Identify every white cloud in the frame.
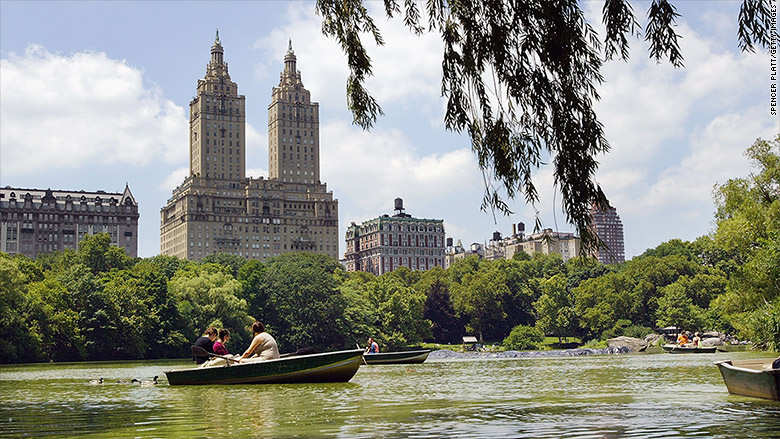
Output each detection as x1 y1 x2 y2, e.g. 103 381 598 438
639 106 774 211
160 166 188 191
0 45 188 178
321 120 480 215
251 2 444 123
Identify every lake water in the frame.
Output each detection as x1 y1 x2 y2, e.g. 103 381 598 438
1 351 778 438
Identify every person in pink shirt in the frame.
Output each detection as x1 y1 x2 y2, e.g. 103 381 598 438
213 329 231 355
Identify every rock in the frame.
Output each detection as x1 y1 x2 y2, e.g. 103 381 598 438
426 346 633 360
607 336 648 352
700 337 724 347
644 333 664 346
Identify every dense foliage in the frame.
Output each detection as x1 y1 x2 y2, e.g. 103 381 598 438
0 137 776 363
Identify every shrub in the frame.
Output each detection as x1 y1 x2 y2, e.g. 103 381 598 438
502 324 544 350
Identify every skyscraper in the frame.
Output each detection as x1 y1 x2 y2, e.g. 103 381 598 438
160 33 339 261
588 204 625 264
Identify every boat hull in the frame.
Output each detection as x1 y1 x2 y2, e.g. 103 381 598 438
716 359 780 401
363 349 431 364
165 349 363 385
662 344 717 354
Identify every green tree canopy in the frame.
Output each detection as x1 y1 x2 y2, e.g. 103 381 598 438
245 252 348 352
169 264 254 348
709 136 780 349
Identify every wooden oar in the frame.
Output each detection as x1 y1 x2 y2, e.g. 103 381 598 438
356 343 368 365
279 347 317 358
191 345 241 363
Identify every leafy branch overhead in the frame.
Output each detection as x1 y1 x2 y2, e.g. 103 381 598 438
315 0 775 250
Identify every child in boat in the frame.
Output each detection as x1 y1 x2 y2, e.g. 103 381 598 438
676 332 689 346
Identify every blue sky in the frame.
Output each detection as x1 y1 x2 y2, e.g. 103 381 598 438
1 1 777 259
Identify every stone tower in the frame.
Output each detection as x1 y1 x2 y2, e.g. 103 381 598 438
189 30 247 181
267 40 321 184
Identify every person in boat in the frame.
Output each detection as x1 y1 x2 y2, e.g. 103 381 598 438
676 332 689 346
213 329 231 355
773 355 780 370
199 328 237 368
365 337 379 354
691 332 702 348
193 327 218 364
238 321 280 363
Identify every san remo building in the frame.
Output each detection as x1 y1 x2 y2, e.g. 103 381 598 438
160 33 338 261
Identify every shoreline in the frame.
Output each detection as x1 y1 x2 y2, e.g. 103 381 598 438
429 346 634 360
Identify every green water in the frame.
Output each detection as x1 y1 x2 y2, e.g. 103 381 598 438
1 351 778 438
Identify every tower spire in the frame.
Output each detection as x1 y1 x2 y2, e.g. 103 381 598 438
288 38 293 53
215 29 220 44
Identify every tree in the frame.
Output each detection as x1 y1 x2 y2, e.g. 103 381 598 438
25 277 85 362
450 266 508 341
0 256 38 363
533 274 577 342
337 271 378 347
168 264 254 349
78 233 132 274
316 0 773 249
247 252 348 352
202 253 249 278
655 282 704 332
370 275 432 349
417 267 463 343
502 324 544 351
709 136 780 347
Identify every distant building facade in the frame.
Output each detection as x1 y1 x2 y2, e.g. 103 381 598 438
588 204 625 264
160 34 338 261
485 226 581 262
344 199 445 275
448 222 581 264
0 185 139 258
444 239 483 269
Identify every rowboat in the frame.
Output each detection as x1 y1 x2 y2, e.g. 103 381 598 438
662 344 717 354
363 349 431 364
165 349 363 385
715 359 780 401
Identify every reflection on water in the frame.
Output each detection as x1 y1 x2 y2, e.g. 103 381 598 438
1 352 778 438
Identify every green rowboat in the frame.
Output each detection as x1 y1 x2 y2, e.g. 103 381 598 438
363 349 431 364
662 344 717 354
165 349 363 385
715 359 780 401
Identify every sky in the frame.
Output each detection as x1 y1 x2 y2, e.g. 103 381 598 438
1 1 777 260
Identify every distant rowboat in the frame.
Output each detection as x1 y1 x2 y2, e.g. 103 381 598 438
363 349 431 364
715 359 780 401
662 344 717 354
165 349 363 385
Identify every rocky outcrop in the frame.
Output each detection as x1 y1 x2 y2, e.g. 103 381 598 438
427 347 633 360
644 333 664 346
608 336 648 352
700 337 724 347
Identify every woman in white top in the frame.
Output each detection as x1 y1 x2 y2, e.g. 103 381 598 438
238 321 280 362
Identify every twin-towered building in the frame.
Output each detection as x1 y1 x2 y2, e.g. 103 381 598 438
1 32 624 268
160 33 339 261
